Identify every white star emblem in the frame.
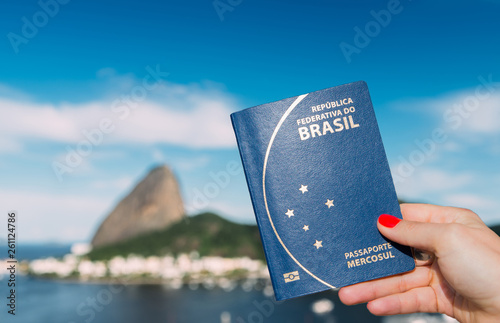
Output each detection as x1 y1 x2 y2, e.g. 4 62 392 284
325 199 334 208
299 185 308 194
313 240 323 249
302 225 309 231
285 209 294 218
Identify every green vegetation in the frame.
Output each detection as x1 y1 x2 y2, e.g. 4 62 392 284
85 209 500 263
87 212 265 261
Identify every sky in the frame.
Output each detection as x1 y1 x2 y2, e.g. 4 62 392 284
1 0 499 243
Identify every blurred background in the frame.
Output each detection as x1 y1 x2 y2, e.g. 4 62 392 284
0 0 499 322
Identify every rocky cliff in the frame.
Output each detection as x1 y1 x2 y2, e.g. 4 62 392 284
91 165 184 248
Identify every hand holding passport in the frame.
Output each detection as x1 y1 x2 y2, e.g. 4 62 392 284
230 81 500 322
340 204 500 322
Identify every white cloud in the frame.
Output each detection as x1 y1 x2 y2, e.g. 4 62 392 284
442 193 497 209
0 137 22 153
442 193 500 225
0 189 111 243
0 77 244 242
0 83 33 101
393 167 500 224
393 167 474 198
96 67 118 79
90 176 134 191
391 79 500 139
388 84 500 220
399 88 500 136
440 93 500 135
441 141 463 153
109 100 236 147
0 79 239 150
171 155 211 171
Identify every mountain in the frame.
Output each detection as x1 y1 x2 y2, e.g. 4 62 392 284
91 165 184 248
87 212 265 261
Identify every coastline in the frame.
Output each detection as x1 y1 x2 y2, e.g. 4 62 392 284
2 253 270 291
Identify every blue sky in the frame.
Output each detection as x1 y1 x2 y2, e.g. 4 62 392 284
1 0 500 243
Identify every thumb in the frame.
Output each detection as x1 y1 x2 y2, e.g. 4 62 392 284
377 214 446 254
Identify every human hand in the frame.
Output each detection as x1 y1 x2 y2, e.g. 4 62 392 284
338 203 500 323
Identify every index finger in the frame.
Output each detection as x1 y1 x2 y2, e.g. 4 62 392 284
400 203 467 224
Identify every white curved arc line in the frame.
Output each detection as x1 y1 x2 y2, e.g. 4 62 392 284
262 93 336 289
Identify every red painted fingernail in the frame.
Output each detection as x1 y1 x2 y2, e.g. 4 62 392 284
379 214 401 228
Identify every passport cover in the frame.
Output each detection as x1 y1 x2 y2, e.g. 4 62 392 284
230 81 415 301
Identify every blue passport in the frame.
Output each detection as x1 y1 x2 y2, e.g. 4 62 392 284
230 81 415 301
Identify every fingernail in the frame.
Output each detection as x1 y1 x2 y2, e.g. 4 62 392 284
378 214 401 228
